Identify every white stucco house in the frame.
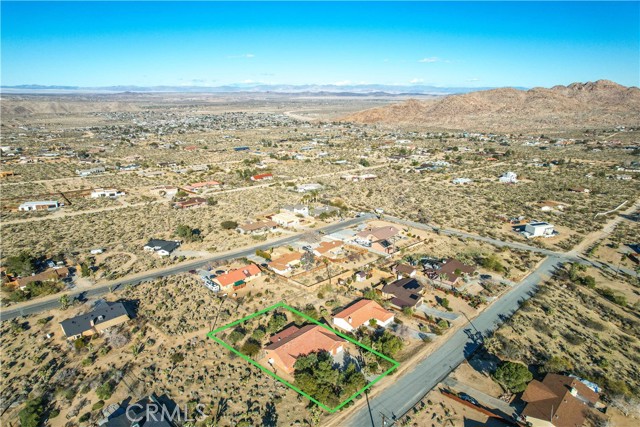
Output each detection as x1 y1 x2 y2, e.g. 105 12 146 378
522 222 557 239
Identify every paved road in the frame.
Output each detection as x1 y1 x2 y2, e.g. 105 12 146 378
386 215 639 278
343 256 560 427
0 214 375 321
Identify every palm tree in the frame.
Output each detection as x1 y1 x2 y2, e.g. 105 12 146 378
322 258 332 286
308 190 320 203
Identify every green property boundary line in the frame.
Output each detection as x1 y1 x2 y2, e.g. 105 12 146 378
206 301 400 412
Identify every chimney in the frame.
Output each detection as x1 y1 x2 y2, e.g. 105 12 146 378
348 316 352 324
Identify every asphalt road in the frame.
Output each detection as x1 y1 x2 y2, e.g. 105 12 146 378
0 215 373 321
344 256 561 427
387 215 639 277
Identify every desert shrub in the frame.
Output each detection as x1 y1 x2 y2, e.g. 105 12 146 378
170 353 185 364
251 328 266 341
297 304 319 322
18 396 46 427
266 312 287 333
579 317 607 331
543 356 573 373
240 339 261 357
293 351 366 408
221 221 238 230
562 331 585 346
595 287 628 306
255 249 271 260
493 361 532 392
4 252 37 276
581 275 596 288
175 224 201 242
480 254 506 273
227 328 245 344
95 382 114 400
92 400 105 411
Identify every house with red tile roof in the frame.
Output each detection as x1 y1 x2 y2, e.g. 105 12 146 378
236 220 277 235
251 173 273 181
173 197 207 209
313 240 344 258
182 180 221 193
265 324 345 374
355 226 400 254
213 264 261 291
356 226 399 244
268 252 303 275
332 299 394 332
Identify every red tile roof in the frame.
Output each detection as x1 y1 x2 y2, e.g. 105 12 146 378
251 173 273 180
357 226 399 241
265 324 345 373
269 325 300 344
334 299 394 329
314 240 343 255
214 264 261 287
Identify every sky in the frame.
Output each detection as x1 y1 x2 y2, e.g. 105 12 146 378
1 1 639 88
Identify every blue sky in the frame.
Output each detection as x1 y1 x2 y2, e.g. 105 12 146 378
2 1 639 88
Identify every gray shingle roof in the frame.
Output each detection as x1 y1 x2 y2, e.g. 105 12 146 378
144 239 180 253
60 301 131 337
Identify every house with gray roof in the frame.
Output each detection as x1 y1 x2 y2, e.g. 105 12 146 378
281 204 309 216
143 239 181 256
60 301 133 340
310 205 340 217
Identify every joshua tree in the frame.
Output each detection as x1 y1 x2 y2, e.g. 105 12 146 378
59 294 70 310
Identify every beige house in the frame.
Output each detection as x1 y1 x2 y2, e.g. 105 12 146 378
271 211 300 227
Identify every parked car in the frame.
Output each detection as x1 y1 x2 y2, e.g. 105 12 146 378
458 393 479 406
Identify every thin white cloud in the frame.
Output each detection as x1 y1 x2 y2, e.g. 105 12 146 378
410 78 424 84
466 78 480 82
418 57 447 63
332 80 352 86
227 53 255 59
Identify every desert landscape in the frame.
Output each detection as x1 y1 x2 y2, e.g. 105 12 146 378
2 2 639 427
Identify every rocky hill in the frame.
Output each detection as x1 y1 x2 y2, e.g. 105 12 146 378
343 80 640 131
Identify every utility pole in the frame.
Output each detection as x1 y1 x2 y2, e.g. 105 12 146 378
461 311 479 335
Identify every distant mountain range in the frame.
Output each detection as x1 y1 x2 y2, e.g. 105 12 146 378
343 80 640 131
0 83 508 95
